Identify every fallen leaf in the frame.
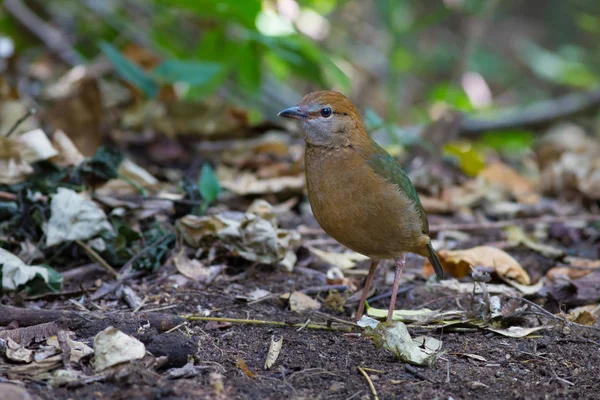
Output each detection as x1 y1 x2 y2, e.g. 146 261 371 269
236 288 272 302
217 165 305 196
565 309 597 326
264 335 283 370
17 129 58 163
0 382 34 400
423 246 530 285
0 248 58 291
47 335 93 363
288 291 321 312
366 306 466 323
6 338 33 362
435 279 521 296
504 226 564 259
364 321 442 367
455 353 487 362
93 327 146 372
173 249 224 283
50 130 86 167
479 162 539 204
45 188 112 247
308 247 369 270
177 200 300 271
486 326 546 338
546 257 600 280
235 359 255 378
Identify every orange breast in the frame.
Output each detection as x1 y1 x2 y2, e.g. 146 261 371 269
305 145 426 259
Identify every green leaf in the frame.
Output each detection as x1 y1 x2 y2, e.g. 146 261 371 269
480 130 535 152
152 60 223 86
99 41 158 97
77 146 124 181
160 0 261 29
364 108 385 132
237 43 263 94
199 163 221 204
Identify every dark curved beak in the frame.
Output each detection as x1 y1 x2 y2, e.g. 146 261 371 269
277 106 307 120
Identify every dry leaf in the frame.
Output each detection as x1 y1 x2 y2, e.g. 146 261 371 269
93 327 146 372
546 257 600 280
288 291 321 312
173 249 224 283
177 200 301 271
6 338 33 363
308 247 368 270
264 336 283 370
479 162 539 204
50 130 85 167
486 326 546 338
565 309 597 326
235 359 255 378
366 306 465 323
0 248 53 291
45 188 112 247
423 246 530 285
17 129 58 163
504 226 564 259
217 165 305 196
364 321 442 367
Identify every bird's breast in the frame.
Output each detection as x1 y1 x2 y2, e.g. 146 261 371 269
305 145 425 259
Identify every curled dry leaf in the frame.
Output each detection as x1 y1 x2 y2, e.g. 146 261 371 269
0 129 59 184
235 359 255 378
288 291 321 312
546 257 600 281
45 188 112 247
173 249 224 284
6 338 34 363
423 246 530 285
177 200 301 271
96 158 160 196
47 335 93 363
0 248 55 291
264 335 283 370
50 130 86 167
366 306 465 323
93 327 146 372
364 321 442 367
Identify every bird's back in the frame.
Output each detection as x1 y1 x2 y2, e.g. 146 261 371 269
305 144 429 259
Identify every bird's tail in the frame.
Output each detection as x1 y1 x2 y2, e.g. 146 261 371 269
427 241 444 279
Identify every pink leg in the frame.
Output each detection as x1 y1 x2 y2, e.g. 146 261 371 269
387 254 406 322
355 259 379 321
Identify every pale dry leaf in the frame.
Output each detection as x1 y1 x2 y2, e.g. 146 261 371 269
289 291 321 312
504 226 564 259
308 247 369 270
173 249 224 283
217 165 305 195
47 335 93 363
365 321 442 367
0 247 52 291
6 338 33 363
45 188 112 247
17 129 58 163
264 336 283 370
565 309 597 326
50 130 85 167
0 136 33 184
93 326 146 372
486 326 546 338
366 306 466 323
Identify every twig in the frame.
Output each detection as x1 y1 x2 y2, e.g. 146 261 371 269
296 319 311 332
4 0 83 66
164 321 188 334
302 284 350 295
4 108 36 138
312 311 361 328
357 367 379 400
75 240 119 278
184 316 354 332
118 233 174 281
430 214 600 233
509 297 600 335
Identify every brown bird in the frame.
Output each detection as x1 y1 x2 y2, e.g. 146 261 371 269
278 91 443 321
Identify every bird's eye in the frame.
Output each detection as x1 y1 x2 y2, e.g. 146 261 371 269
320 107 332 118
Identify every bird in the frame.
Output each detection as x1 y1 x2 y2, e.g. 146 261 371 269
278 91 444 322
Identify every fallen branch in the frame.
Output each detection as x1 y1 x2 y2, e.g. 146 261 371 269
184 316 354 332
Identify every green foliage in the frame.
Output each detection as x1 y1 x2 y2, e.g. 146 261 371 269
199 163 221 205
429 83 474 112
152 60 223 86
24 265 63 294
480 130 535 153
76 146 124 182
99 41 159 97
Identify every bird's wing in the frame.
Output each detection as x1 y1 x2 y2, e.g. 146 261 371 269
362 141 429 234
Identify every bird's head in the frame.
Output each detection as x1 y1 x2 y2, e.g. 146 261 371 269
278 91 366 147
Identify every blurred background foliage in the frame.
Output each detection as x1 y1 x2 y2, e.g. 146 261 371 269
2 0 600 143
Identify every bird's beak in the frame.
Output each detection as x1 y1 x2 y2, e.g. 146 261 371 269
277 106 307 120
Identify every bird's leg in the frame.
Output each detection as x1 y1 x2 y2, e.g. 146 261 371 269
387 254 406 322
355 259 379 321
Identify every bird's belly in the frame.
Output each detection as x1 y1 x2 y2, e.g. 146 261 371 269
306 150 423 259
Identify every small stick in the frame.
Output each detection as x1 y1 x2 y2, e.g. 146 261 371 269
75 240 118 278
0 191 18 201
164 321 188 334
357 367 379 400
4 108 36 137
184 316 354 332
